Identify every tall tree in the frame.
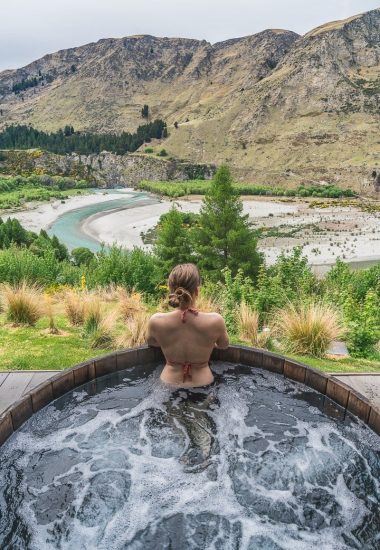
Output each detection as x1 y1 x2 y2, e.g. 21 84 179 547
194 164 262 280
154 206 193 278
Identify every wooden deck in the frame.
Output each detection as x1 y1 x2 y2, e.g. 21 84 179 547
0 370 379 417
0 371 59 414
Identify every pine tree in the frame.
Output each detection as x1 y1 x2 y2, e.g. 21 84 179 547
194 164 262 281
154 206 193 278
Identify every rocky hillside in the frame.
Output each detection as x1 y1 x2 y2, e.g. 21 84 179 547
1 8 379 191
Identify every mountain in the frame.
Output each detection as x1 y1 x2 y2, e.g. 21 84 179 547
1 8 380 190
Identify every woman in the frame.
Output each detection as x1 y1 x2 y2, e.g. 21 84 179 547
147 263 229 387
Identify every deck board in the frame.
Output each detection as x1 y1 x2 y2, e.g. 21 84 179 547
333 374 380 407
0 371 59 414
0 373 9 389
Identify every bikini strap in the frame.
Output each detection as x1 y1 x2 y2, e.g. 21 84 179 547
181 307 199 323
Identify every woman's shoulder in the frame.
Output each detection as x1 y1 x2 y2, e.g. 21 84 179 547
149 311 176 324
199 311 226 324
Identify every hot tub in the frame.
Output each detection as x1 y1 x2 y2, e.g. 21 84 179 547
0 346 379 549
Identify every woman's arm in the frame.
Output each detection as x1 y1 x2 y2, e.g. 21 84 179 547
215 315 229 349
146 315 161 347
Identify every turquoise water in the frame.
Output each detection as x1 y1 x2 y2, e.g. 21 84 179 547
47 190 155 251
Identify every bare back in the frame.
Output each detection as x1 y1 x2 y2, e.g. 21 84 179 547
147 309 229 387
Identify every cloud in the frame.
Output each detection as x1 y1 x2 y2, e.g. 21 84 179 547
0 0 378 71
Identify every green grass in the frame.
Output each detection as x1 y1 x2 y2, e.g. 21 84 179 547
0 313 113 371
287 353 380 374
138 180 356 199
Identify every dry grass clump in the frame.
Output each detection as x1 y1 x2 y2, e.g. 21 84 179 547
82 297 116 349
64 291 86 326
44 295 59 334
94 285 126 303
2 282 43 326
273 301 342 356
195 294 221 313
116 310 150 349
88 312 117 349
83 298 102 335
119 290 145 320
237 302 270 348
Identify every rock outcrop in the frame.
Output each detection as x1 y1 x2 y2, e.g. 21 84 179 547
0 149 215 187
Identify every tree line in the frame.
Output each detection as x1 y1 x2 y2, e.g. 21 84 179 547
0 121 168 155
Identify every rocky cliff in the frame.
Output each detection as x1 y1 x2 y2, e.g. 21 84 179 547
0 8 379 190
0 149 215 187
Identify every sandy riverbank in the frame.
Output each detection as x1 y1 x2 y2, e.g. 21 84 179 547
7 188 136 232
5 190 380 270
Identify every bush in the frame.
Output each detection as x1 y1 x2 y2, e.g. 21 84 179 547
343 289 380 356
158 149 168 157
71 247 95 266
144 147 154 154
274 302 342 356
2 281 42 325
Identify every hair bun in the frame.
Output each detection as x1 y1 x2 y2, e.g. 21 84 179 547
168 286 192 310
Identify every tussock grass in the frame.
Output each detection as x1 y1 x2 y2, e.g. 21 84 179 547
64 291 86 326
83 298 102 335
116 310 150 348
237 302 270 348
195 294 220 313
2 282 42 326
274 302 342 356
119 290 145 320
44 295 59 334
88 312 117 349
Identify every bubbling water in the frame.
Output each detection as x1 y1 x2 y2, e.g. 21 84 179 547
0 362 379 550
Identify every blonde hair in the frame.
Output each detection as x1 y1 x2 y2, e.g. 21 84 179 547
168 263 201 310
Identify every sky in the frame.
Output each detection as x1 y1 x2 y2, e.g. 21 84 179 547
0 0 379 72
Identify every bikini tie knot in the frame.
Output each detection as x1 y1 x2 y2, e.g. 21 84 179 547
181 308 199 323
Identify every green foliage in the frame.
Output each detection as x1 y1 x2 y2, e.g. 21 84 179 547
71 247 95 266
12 77 40 94
194 165 263 281
158 149 168 157
0 121 167 155
141 104 149 118
0 174 90 209
154 206 194 278
217 268 255 334
138 179 355 199
86 246 159 295
144 147 154 154
343 288 380 356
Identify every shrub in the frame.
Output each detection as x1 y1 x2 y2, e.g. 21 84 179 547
144 147 154 154
343 289 380 356
83 298 102 335
64 291 86 325
274 302 342 356
158 149 168 157
2 281 42 325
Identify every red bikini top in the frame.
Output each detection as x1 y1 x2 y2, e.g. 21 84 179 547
166 308 210 382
